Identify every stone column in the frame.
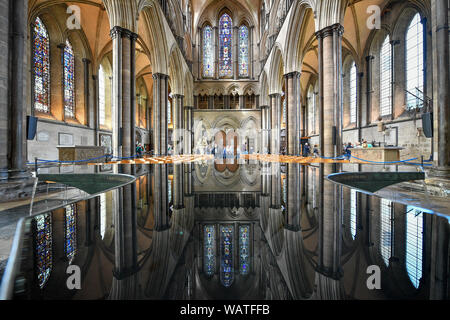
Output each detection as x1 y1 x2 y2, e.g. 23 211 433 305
152 73 169 156
193 95 198 109
316 24 344 159
239 95 245 109
284 71 301 155
260 105 270 154
110 26 138 165
208 95 214 109
233 26 239 79
7 0 28 179
224 95 230 109
269 93 282 154
173 94 184 155
214 26 219 80
184 106 193 154
432 0 450 174
197 27 201 79
82 58 91 127
250 26 255 80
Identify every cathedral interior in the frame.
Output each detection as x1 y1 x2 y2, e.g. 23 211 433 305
0 0 449 301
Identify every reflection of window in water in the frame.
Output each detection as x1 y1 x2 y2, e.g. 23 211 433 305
203 225 216 277
312 168 316 209
65 204 77 264
406 205 423 289
380 198 393 266
35 213 52 288
100 193 106 239
220 225 234 287
239 225 250 275
350 189 357 239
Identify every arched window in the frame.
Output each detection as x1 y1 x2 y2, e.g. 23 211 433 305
350 63 357 124
350 189 357 239
204 225 216 276
33 17 50 113
202 25 214 77
98 65 106 126
220 225 234 287
406 205 423 288
238 25 249 77
239 225 250 275
63 40 75 118
282 93 287 126
380 199 393 266
34 213 52 288
406 13 424 109
219 14 233 78
64 204 77 263
380 36 392 116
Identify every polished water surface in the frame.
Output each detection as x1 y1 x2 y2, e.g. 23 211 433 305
3 161 450 300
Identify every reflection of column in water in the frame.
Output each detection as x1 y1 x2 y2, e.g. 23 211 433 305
285 163 300 231
318 163 342 278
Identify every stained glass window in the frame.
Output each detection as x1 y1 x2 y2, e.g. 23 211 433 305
34 213 52 288
380 36 392 116
64 40 75 118
219 14 233 78
406 13 424 109
350 63 357 123
202 25 214 77
380 199 393 266
33 17 50 113
239 225 250 275
238 25 249 77
99 65 106 126
406 205 423 288
350 189 357 239
220 225 234 287
65 204 77 263
204 225 216 276
308 85 316 134
282 93 287 126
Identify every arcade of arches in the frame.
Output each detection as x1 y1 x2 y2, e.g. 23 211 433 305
0 0 449 301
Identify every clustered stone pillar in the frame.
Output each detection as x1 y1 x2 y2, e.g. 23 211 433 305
7 0 28 179
284 71 301 155
110 26 138 167
433 0 450 175
152 73 169 156
184 106 193 154
316 24 344 160
233 26 239 80
269 93 281 154
173 94 184 155
260 105 270 154
239 94 245 109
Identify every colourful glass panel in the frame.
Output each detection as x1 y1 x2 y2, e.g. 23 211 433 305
219 14 233 78
64 40 75 118
33 17 50 113
239 25 249 77
203 25 214 77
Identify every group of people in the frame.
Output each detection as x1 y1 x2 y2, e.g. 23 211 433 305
302 143 320 157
